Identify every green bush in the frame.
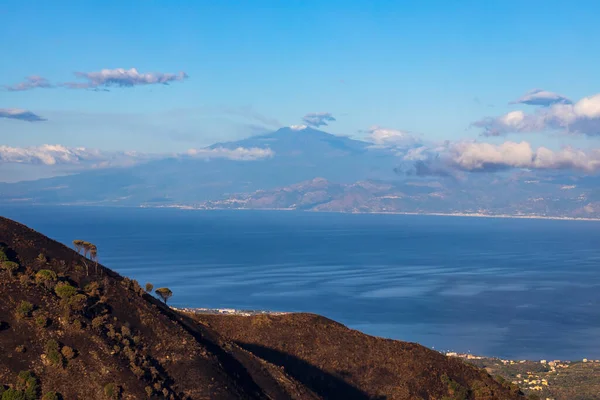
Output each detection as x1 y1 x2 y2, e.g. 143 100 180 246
42 392 59 400
35 270 58 288
1 388 26 400
54 282 77 300
16 301 34 318
103 383 119 399
0 249 8 262
16 371 38 400
44 340 63 367
35 315 49 328
1 261 19 276
145 283 153 293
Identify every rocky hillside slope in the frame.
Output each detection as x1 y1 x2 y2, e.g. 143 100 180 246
0 216 525 399
193 313 525 400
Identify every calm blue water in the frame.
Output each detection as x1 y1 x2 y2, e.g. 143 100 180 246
2 205 600 360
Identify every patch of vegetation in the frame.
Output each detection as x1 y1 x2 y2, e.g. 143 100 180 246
16 301 34 319
1 261 19 276
145 283 153 293
61 346 75 360
103 383 120 399
35 270 58 289
41 392 59 400
14 371 39 400
54 282 77 300
441 374 470 400
35 314 49 328
44 340 64 368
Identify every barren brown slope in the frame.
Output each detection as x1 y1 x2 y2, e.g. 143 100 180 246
194 313 526 400
0 216 317 399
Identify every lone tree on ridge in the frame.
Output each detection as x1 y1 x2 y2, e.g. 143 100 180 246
155 288 173 304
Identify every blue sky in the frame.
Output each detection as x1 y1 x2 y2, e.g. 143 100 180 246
2 0 600 167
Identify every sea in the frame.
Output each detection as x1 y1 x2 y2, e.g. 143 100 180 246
2 205 600 361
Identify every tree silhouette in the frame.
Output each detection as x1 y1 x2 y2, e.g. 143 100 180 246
89 244 98 274
155 288 173 304
73 240 99 276
73 240 84 255
145 283 154 293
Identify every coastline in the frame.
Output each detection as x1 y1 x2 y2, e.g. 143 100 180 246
143 204 600 222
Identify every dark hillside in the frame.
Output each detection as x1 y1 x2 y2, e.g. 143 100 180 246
194 313 526 400
0 216 315 399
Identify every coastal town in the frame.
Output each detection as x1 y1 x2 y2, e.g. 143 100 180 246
449 352 600 399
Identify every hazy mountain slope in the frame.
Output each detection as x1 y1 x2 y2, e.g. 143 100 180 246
0 128 399 205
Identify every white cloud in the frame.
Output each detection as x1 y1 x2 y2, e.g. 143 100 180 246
302 112 336 127
0 108 46 122
186 147 274 161
4 76 53 91
473 92 600 136
510 89 571 106
61 68 188 89
0 144 274 167
447 141 600 172
365 125 419 147
0 144 105 165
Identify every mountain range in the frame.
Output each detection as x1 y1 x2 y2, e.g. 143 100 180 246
2 126 600 218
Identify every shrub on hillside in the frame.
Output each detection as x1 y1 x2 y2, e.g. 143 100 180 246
61 346 75 360
35 315 49 328
1 388 26 400
84 281 101 297
42 392 59 400
16 301 34 318
54 282 77 300
44 340 64 367
145 283 153 293
1 261 19 276
35 270 58 289
16 371 38 400
103 383 120 399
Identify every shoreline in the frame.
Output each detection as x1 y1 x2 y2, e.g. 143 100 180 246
144 204 600 222
5 203 600 222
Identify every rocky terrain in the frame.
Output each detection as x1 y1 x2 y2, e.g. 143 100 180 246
0 215 525 399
